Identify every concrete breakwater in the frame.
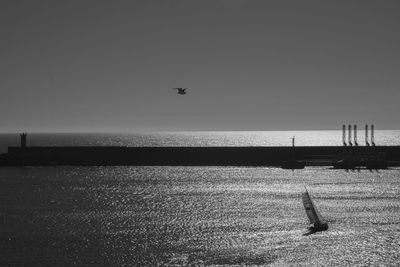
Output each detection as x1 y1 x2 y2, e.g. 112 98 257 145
1 146 400 167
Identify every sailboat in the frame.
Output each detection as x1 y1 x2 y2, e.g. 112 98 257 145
302 188 328 234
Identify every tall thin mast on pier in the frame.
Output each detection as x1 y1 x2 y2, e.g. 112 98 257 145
371 124 375 146
354 124 358 146
348 124 352 146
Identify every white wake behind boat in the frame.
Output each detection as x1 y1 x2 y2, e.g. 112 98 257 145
302 188 329 233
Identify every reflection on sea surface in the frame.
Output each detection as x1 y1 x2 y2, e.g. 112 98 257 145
1 130 400 153
1 166 400 266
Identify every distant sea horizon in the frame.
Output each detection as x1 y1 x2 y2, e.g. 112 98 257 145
1 130 399 154
1 129 400 134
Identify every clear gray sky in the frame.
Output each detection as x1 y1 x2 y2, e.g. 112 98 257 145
1 0 399 132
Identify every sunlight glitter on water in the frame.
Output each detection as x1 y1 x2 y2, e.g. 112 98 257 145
2 166 400 266
1 130 400 153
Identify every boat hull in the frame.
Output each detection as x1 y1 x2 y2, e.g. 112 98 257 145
309 222 329 232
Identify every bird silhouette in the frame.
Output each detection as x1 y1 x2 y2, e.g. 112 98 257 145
173 88 187 95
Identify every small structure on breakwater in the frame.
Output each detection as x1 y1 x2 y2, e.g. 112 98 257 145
336 123 386 169
280 136 305 169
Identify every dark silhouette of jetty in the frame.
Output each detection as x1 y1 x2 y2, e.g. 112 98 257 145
0 133 400 167
280 136 305 169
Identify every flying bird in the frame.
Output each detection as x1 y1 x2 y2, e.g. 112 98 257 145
173 88 187 95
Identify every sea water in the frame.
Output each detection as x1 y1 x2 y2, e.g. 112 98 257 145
1 130 400 153
1 131 400 266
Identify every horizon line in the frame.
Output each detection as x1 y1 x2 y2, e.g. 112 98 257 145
0 128 399 135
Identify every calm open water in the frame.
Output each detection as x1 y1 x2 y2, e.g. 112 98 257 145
1 132 400 266
1 130 400 153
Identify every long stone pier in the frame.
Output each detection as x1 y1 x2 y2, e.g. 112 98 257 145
0 145 400 167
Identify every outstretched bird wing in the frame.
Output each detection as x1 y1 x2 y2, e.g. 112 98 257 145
172 88 188 94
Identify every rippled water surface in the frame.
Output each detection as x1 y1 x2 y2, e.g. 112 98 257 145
1 130 400 153
1 166 400 266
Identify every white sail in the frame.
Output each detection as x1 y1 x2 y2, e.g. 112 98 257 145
302 190 326 225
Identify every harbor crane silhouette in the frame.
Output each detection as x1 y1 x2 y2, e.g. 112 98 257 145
173 88 187 95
